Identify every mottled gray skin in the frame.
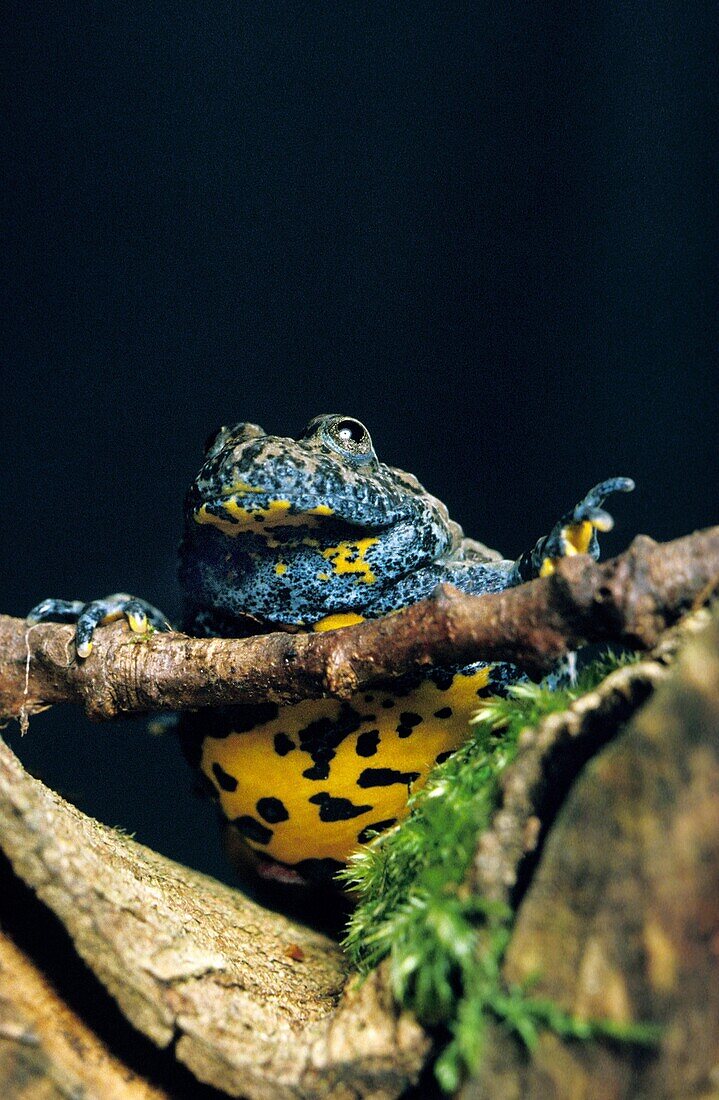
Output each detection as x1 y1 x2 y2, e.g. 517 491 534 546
179 415 516 631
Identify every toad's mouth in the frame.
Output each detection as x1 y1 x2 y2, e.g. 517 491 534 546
193 494 385 585
192 494 381 546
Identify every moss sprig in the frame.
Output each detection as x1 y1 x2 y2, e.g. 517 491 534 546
341 654 656 1090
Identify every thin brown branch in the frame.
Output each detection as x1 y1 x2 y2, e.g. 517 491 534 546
1 527 718 721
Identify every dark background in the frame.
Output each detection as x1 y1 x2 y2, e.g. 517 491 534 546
3 3 718 887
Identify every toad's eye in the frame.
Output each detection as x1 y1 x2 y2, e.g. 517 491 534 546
299 413 376 462
327 417 374 457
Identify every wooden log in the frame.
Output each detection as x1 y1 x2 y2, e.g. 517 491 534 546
464 605 719 1099
0 925 168 1100
0 736 429 1099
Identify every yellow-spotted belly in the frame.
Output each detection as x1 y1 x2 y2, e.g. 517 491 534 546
200 665 490 871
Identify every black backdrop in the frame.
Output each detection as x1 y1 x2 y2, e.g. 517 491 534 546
3 3 718 886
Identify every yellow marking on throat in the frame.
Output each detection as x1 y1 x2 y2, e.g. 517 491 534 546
321 537 378 584
220 479 267 495
194 499 336 542
274 562 288 576
312 612 366 632
194 500 377 586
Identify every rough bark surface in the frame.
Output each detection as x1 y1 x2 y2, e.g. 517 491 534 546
0 926 169 1100
0 736 429 1099
2 527 717 722
464 605 719 1100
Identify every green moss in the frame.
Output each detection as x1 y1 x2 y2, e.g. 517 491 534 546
341 654 658 1091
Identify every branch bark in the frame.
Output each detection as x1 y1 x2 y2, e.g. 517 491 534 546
0 734 429 1099
2 527 718 722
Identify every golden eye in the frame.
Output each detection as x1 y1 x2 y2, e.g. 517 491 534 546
299 414 376 462
328 417 373 456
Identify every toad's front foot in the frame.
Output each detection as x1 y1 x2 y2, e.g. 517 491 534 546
27 593 171 657
513 477 635 583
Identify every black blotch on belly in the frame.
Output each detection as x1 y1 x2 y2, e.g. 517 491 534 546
435 750 454 765
256 796 289 824
212 762 238 792
294 857 345 884
357 767 421 788
298 702 375 780
302 761 330 780
381 699 395 708
356 730 380 757
309 792 373 821
397 711 423 738
233 815 273 844
357 818 397 844
274 732 296 756
433 706 453 719
431 669 456 691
